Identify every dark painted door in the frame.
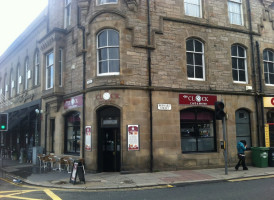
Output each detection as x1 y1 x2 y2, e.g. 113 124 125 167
102 128 120 172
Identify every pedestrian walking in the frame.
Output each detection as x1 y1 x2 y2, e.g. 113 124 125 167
235 140 248 170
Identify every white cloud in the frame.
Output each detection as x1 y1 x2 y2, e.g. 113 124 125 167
0 0 48 56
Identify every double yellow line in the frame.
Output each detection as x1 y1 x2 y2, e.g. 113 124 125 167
228 174 274 182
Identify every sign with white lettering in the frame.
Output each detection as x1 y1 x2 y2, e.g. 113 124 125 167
158 104 172 110
179 94 217 106
127 125 139 151
64 95 83 110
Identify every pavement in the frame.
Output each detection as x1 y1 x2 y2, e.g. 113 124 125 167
1 159 274 190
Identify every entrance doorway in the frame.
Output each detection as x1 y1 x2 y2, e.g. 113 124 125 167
97 106 120 172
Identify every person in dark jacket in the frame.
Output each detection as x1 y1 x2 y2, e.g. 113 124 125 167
235 140 248 170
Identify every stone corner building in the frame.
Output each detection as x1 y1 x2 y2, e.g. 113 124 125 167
0 0 274 173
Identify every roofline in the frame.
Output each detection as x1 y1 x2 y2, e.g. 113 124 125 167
0 7 48 64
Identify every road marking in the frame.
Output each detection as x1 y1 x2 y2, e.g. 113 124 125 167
0 190 37 194
0 190 43 200
44 189 62 200
0 178 62 200
228 174 274 182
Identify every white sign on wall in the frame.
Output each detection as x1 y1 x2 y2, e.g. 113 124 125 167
157 104 172 110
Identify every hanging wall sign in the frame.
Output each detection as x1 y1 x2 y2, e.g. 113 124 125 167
179 94 217 106
85 126 92 151
64 94 83 110
127 125 140 151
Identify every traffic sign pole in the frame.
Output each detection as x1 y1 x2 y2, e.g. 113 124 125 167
223 116 228 175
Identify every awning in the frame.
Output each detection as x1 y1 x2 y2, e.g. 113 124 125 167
4 99 41 130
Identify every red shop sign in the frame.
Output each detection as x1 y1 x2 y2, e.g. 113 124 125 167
64 94 83 110
179 94 217 106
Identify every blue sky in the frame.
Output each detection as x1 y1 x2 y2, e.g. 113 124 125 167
0 0 48 56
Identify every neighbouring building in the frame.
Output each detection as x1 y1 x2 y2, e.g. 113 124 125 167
0 0 274 173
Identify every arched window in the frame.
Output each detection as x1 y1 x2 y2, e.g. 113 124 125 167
97 29 120 76
4 74 8 98
10 68 14 98
235 109 251 149
64 111 80 154
180 108 216 153
34 51 40 86
186 38 205 80
17 64 21 94
263 49 274 85
25 58 29 90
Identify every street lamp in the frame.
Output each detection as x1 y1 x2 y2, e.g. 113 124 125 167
35 109 43 146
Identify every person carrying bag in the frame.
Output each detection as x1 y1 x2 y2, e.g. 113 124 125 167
235 140 248 170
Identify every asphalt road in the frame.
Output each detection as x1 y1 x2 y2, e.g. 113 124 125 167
1 176 274 200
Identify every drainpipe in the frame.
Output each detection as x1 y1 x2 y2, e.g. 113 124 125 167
147 0 153 172
77 6 86 160
256 41 265 146
247 0 261 146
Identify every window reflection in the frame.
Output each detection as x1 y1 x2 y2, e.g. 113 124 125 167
65 112 80 154
180 108 216 153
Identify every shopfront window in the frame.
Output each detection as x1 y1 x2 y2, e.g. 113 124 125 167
180 108 216 153
235 109 251 149
65 111 80 154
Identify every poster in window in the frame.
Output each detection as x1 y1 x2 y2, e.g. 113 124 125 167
127 125 139 151
85 126 92 151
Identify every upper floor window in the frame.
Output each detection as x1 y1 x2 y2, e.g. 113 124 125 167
4 74 8 99
34 51 40 86
64 0 71 28
184 0 202 18
231 45 247 83
97 0 118 5
25 58 29 90
0 78 2 96
263 49 274 85
16 64 21 94
186 38 205 80
228 0 243 25
46 52 54 90
10 68 14 98
59 48 63 87
97 29 120 76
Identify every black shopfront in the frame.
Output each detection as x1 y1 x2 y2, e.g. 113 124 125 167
0 99 41 161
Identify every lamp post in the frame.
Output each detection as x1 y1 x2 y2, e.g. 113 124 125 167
35 109 43 147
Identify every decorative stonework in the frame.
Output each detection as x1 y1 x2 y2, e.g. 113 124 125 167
38 29 66 52
78 0 90 18
125 0 139 12
260 0 274 8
